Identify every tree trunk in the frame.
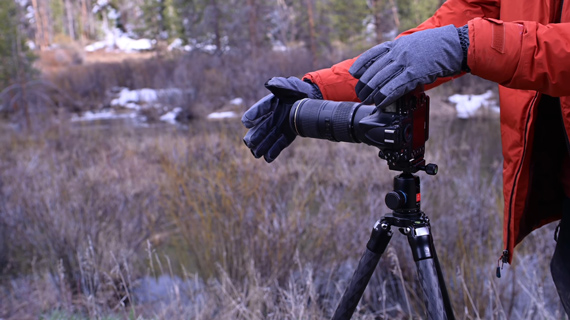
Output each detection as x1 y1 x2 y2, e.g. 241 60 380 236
158 0 166 39
389 0 400 31
306 0 317 68
14 13 31 131
211 0 222 54
64 0 76 40
31 0 48 50
41 0 51 47
80 0 87 42
247 0 258 56
371 0 385 44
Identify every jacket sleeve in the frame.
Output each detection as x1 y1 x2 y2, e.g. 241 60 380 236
469 18 570 96
303 0 500 101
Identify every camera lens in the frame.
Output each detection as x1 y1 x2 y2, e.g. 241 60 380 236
289 99 375 143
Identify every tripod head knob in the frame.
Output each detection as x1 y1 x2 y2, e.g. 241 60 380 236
385 191 406 210
420 163 438 175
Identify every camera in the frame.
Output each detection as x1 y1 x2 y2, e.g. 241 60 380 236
289 92 433 173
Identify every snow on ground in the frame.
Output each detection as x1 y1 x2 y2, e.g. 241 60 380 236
86 28 153 52
110 87 186 109
111 88 159 109
71 110 137 122
229 98 244 106
72 87 240 124
159 108 182 124
207 111 238 120
167 38 193 52
448 90 499 119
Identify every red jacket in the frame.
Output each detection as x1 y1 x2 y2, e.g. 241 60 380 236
303 0 570 264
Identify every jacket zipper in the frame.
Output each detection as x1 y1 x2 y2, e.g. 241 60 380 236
498 0 566 276
558 0 566 151
497 93 540 277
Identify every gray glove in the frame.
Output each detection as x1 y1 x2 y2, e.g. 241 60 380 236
242 77 322 163
349 24 469 108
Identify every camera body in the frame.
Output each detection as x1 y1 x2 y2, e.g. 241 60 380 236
289 92 430 172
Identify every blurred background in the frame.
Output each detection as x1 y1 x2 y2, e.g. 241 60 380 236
0 0 564 319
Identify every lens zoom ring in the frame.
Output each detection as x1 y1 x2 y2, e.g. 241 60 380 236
297 100 321 138
332 102 356 142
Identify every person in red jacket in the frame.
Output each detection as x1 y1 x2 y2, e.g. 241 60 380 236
242 0 570 313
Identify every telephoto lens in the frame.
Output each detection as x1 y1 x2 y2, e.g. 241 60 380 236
289 99 375 143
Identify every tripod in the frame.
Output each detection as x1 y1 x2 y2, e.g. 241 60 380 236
331 170 455 320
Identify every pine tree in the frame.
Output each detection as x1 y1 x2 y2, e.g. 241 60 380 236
398 0 441 32
0 1 34 89
327 0 369 44
0 1 39 130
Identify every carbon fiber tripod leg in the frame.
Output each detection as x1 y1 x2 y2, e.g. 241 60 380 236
407 225 455 320
331 220 393 320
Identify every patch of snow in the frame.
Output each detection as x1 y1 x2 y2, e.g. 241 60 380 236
168 38 183 51
24 4 34 20
71 110 137 122
85 28 153 52
229 98 244 106
125 102 141 110
26 40 36 51
110 88 186 110
207 111 238 120
92 0 109 13
167 39 193 52
107 7 120 20
115 36 153 52
272 41 288 52
448 90 498 119
160 107 182 124
85 41 107 52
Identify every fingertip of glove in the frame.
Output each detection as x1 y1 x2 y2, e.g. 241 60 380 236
355 82 376 103
373 92 388 107
250 148 262 159
349 64 365 79
241 115 254 128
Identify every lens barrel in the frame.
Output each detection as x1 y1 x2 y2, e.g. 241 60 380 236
289 99 375 143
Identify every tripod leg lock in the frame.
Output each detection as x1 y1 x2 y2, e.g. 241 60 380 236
407 226 434 261
366 220 393 254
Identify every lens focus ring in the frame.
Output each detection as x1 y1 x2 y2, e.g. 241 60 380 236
296 100 320 138
332 102 357 142
289 99 363 143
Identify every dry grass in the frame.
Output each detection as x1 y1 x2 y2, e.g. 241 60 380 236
0 49 565 319
0 110 566 319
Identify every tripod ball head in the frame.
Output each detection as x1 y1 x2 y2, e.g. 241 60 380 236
386 173 422 214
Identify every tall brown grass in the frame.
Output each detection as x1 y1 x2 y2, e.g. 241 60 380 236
0 48 565 319
0 111 566 319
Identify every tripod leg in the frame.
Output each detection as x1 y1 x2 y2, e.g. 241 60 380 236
332 220 393 320
407 226 455 320
431 240 455 320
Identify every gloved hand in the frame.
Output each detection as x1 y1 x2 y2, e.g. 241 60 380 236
349 24 469 108
242 77 322 163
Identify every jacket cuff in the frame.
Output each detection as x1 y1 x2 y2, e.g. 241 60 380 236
302 79 323 100
468 18 524 84
302 57 360 102
457 24 470 72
